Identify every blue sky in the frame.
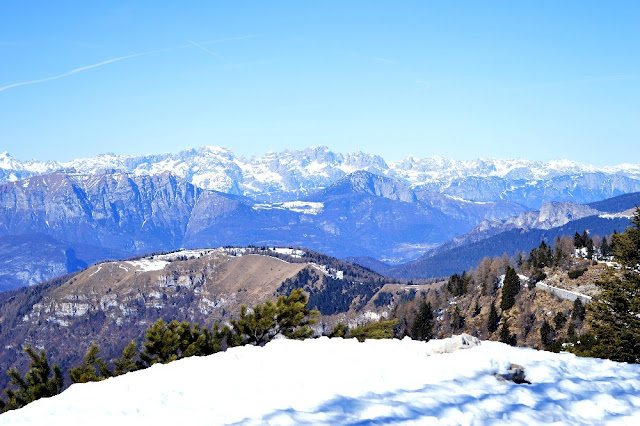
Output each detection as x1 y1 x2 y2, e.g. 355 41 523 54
0 1 638 164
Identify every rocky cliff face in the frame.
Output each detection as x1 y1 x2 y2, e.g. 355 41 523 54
0 172 202 253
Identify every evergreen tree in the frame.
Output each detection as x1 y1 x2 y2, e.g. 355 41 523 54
540 320 555 347
612 207 640 268
571 298 586 322
451 305 465 330
567 322 576 340
140 319 188 365
601 236 610 258
69 344 111 383
588 271 640 363
182 324 216 358
446 272 470 297
528 241 554 268
499 319 517 346
487 303 499 333
328 322 349 338
212 323 240 350
3 346 63 411
274 288 319 340
472 301 481 317
411 300 434 341
230 289 318 346
587 207 640 363
500 266 521 311
114 340 140 376
349 319 398 342
553 312 567 329
586 238 594 260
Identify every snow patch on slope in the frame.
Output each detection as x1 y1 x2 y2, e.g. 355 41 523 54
125 259 169 272
253 201 324 215
3 337 639 424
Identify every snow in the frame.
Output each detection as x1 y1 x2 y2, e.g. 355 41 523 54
252 201 324 215
2 147 640 201
273 247 306 258
125 259 169 272
2 336 639 425
155 249 217 261
496 274 529 288
599 208 637 219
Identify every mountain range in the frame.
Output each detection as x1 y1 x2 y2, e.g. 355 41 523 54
3 146 640 207
0 170 528 289
1 146 639 289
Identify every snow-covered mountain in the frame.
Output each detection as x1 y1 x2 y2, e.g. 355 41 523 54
0 169 528 289
2 147 640 207
2 336 639 424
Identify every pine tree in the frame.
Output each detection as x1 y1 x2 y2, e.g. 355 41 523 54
140 319 186 365
114 340 140 376
328 322 349 338
499 319 517 346
567 322 576 339
612 207 640 267
588 271 640 363
447 272 470 297
230 289 318 346
3 347 63 411
349 319 398 342
451 305 465 330
141 319 225 365
553 312 567 329
487 302 499 333
500 266 521 311
69 344 111 383
274 288 319 340
540 320 554 347
587 207 640 363
411 300 434 341
571 298 586 322
586 238 594 260
472 301 481 317
601 236 610 258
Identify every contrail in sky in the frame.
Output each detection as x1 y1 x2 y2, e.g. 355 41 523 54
0 35 259 93
188 40 226 62
0 50 163 93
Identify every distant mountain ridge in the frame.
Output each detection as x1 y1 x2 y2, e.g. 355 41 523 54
2 146 640 207
382 192 640 279
0 170 528 289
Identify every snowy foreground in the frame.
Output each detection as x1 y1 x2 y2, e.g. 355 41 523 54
2 336 639 425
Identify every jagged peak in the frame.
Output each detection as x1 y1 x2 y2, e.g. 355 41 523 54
320 170 416 203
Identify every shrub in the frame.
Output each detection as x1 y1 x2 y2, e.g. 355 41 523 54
349 320 398 342
568 268 587 279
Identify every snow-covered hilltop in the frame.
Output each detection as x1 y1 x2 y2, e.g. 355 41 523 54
2 146 640 204
2 336 638 424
